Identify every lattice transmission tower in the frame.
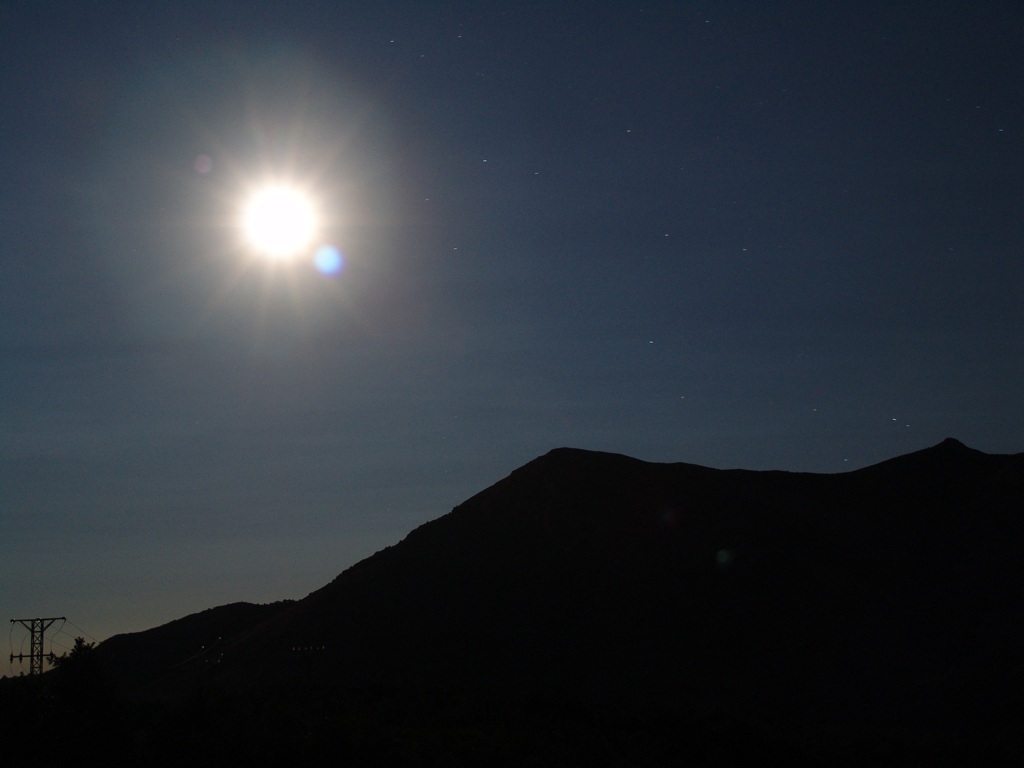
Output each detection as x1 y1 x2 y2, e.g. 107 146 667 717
10 617 65 675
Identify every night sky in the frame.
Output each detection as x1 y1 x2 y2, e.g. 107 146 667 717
3 2 1022 651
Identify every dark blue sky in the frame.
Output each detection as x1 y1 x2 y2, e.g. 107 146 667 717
2 1 1022 649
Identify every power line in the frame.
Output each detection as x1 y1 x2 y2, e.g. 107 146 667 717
64 619 97 644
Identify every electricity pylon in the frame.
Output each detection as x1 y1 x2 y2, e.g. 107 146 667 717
10 617 65 675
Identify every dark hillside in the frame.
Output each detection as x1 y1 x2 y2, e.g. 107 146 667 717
78 439 1024 763
95 600 293 698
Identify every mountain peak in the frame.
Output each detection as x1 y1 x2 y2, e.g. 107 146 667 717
86 438 1024 762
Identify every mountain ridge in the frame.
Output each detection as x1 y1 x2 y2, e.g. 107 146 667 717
90 438 1024 758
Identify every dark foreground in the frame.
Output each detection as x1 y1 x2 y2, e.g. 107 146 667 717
7 439 1023 765
1 651 1014 767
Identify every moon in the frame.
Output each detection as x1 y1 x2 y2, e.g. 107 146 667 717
241 185 318 259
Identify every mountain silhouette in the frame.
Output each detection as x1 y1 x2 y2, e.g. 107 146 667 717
94 438 1024 760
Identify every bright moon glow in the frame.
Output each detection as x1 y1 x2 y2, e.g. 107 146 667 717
242 185 317 258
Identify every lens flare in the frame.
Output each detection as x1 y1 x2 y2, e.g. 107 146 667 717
314 244 343 275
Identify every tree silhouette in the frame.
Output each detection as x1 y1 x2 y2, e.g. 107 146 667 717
50 636 108 704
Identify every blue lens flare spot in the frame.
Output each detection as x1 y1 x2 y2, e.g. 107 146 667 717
314 245 343 275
